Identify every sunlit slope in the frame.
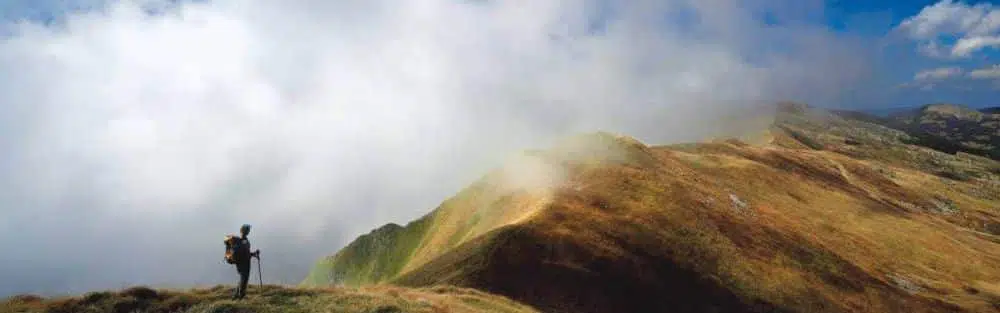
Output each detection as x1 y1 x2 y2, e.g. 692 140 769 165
308 105 1000 312
302 133 651 287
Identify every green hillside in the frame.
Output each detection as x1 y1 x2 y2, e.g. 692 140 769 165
302 216 435 287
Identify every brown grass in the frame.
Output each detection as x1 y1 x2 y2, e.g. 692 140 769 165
303 110 1000 313
0 285 538 313
643 140 1000 312
388 134 1000 313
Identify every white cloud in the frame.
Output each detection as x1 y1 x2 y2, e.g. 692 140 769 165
897 0 1000 58
901 66 968 90
969 64 1000 78
897 1 993 39
0 0 871 296
951 35 1000 56
897 81 937 91
917 40 949 58
914 66 964 80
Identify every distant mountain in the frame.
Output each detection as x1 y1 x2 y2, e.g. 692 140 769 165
889 104 1000 160
833 104 1000 161
857 104 1000 117
304 105 1000 313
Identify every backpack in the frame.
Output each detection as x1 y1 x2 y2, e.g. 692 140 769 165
224 234 241 264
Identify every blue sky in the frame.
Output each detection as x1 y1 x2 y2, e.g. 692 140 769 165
826 0 936 31
826 0 1000 109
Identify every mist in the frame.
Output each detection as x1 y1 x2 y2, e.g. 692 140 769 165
0 0 871 296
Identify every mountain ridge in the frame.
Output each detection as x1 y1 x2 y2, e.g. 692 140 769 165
306 104 1000 312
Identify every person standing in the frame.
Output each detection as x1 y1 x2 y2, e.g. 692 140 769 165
227 224 260 300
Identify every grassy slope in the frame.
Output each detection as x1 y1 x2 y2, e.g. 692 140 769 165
1 285 538 313
309 106 1000 312
301 214 436 286
301 165 555 287
303 133 649 287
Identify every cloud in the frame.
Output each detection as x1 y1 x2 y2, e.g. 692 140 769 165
904 66 963 91
0 0 871 296
897 81 938 91
896 0 1000 58
902 65 1000 91
951 35 1000 57
969 64 1000 79
914 66 964 80
917 40 950 58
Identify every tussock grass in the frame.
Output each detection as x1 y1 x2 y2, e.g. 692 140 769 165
1 285 537 313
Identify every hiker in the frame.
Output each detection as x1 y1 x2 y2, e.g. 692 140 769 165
225 224 260 300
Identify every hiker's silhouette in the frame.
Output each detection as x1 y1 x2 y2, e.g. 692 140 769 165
225 224 260 300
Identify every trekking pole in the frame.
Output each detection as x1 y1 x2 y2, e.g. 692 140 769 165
256 256 263 289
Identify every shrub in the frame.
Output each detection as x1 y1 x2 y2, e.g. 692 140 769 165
109 296 145 313
81 291 112 305
121 286 160 300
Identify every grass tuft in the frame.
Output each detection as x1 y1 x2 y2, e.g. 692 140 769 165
0 285 537 313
